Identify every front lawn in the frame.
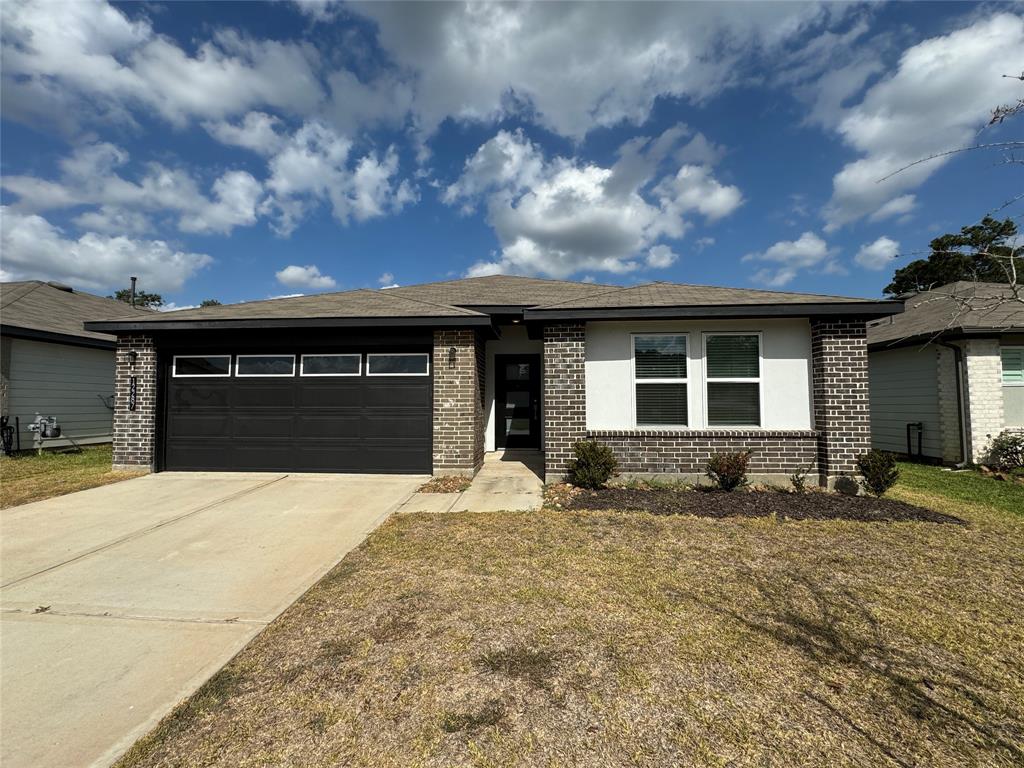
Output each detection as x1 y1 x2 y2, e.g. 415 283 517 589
0 445 142 508
119 465 1023 768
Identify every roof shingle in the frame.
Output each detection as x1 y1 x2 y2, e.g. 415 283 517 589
0 281 146 343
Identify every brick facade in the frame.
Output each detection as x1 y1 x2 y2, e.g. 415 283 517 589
811 319 870 486
112 334 157 471
588 430 818 480
542 322 587 481
961 338 1004 462
432 328 484 476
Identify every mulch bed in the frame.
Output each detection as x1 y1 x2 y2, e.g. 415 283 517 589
557 486 965 524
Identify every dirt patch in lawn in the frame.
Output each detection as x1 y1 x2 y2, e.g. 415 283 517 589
418 475 472 493
117 486 1022 768
554 485 965 524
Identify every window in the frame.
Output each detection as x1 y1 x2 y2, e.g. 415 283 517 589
366 353 430 376
300 354 361 376
633 334 688 426
235 354 295 377
704 333 761 426
172 355 231 377
1002 347 1024 385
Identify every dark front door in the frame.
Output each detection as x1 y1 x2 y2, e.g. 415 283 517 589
495 354 541 449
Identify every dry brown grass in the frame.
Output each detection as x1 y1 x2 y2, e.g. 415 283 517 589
118 475 1023 768
418 475 473 493
0 445 143 508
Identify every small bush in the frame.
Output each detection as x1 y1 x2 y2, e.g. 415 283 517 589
983 430 1024 470
856 450 899 496
789 462 814 493
567 440 618 489
706 451 751 491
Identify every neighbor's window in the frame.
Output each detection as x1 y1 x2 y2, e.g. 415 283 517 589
1002 347 1024 385
235 355 295 377
366 353 430 376
300 354 361 376
705 333 761 427
633 334 688 426
172 355 231 377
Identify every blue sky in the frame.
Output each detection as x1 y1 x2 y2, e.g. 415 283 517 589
1 1 1022 309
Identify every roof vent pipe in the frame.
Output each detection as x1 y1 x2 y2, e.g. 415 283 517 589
129 276 137 308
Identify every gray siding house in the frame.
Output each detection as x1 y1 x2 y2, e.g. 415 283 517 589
867 281 1024 464
0 281 144 451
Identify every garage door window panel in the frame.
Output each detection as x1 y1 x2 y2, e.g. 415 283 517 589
236 355 296 377
301 354 361 376
367 353 430 376
173 355 231 377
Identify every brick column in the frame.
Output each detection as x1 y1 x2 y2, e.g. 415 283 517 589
112 334 157 471
811 319 870 488
432 329 484 476
961 339 1004 463
543 322 586 482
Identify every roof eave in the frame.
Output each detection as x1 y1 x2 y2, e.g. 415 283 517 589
524 301 903 321
1 324 115 349
84 315 493 333
868 325 1024 350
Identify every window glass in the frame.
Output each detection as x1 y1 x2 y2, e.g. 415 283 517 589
236 355 295 376
706 335 759 378
173 355 230 377
301 354 360 376
636 383 688 426
366 353 429 375
1002 348 1024 384
707 382 761 426
634 335 687 378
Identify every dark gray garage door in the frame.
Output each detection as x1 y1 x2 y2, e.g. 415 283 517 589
162 352 431 473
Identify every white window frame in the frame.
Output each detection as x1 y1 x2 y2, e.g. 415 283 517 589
702 331 764 428
1001 346 1024 386
366 352 431 377
235 354 296 378
172 354 232 378
299 353 362 377
630 332 690 428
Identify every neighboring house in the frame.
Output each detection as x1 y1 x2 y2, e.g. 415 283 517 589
84 275 901 487
867 281 1024 465
0 281 145 450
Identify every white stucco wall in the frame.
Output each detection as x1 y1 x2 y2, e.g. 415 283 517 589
585 319 813 431
484 324 543 452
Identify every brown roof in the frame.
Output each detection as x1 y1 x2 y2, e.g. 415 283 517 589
867 282 1024 347
533 281 882 309
0 281 146 343
384 275 617 307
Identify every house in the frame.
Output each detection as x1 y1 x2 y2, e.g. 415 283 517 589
0 281 141 451
83 275 902 487
867 281 1024 464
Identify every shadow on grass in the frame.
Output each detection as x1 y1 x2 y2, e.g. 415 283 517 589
673 570 1022 765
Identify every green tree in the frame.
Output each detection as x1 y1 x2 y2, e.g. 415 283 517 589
884 217 1022 296
109 288 164 308
199 299 222 307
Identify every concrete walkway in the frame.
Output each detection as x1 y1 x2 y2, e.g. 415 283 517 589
0 472 422 768
399 451 544 513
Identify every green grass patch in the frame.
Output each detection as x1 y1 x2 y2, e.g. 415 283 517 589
896 461 1024 518
0 445 143 508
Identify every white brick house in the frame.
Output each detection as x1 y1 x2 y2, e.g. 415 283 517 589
867 282 1024 464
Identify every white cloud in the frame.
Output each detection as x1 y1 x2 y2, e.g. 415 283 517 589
158 302 199 312
178 171 263 234
447 129 740 278
72 206 152 235
377 272 399 289
824 13 1024 229
352 2 854 138
203 111 286 156
869 194 916 223
646 245 678 269
275 264 337 290
855 236 900 270
743 231 837 287
695 236 715 252
1 0 323 131
0 207 212 292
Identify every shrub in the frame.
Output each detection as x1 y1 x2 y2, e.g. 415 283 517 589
566 440 618 489
983 430 1024 470
789 462 814 493
706 451 751 491
856 450 899 496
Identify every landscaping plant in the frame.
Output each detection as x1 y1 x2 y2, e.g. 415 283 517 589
566 440 618 489
856 449 900 496
983 430 1024 470
706 450 751 491
789 462 813 493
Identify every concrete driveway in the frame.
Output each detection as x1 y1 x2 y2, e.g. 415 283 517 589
0 471 422 768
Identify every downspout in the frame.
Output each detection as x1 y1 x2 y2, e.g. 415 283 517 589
937 340 968 466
